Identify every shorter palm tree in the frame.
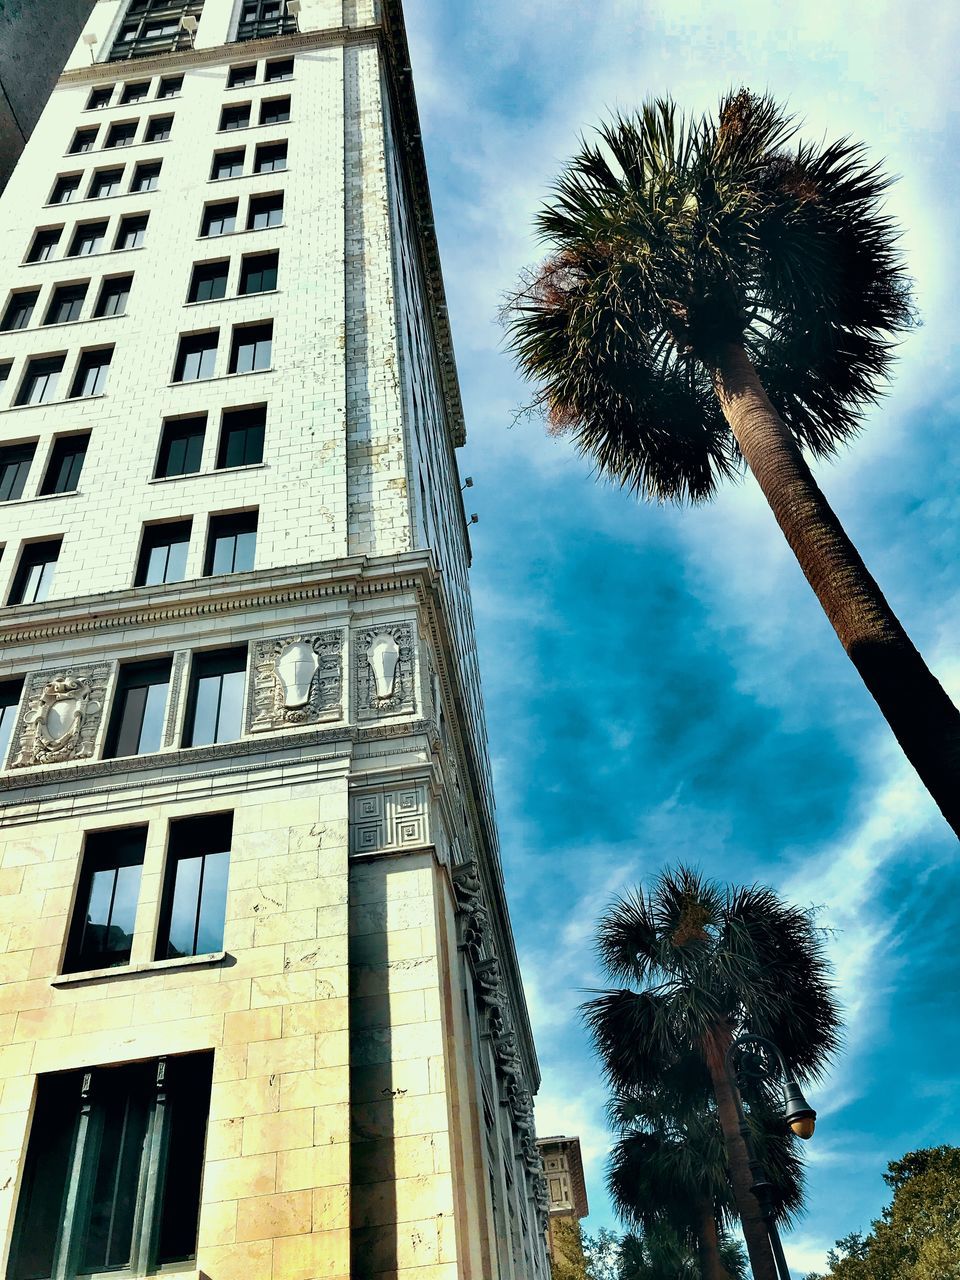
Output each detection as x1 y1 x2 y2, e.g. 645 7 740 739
619 1224 748 1280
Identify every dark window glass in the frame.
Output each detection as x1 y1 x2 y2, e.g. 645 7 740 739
15 355 64 405
0 290 39 332
188 260 228 302
8 539 61 605
69 127 98 154
219 103 250 131
157 814 232 961
50 175 81 204
173 331 217 381
227 64 255 88
211 148 244 180
104 658 171 758
145 114 173 142
131 160 161 191
40 434 89 495
120 80 150 104
259 95 290 125
247 192 283 230
115 212 148 250
229 321 272 373
43 283 88 325
68 220 108 257
0 362 9 389
201 200 237 237
204 511 257 575
135 519 191 586
89 166 124 198
157 74 183 98
217 405 264 468
0 443 36 502
0 679 23 764
238 250 277 295
264 57 293 82
64 827 146 972
105 121 137 148
156 416 205 476
95 273 133 316
254 141 286 174
87 86 113 109
69 348 112 397
184 651 245 749
236 0 295 41
27 227 61 262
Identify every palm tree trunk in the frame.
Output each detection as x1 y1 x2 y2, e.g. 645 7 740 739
712 342 960 838
694 1197 734 1280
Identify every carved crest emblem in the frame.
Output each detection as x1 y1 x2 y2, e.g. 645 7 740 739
12 666 110 768
247 632 343 732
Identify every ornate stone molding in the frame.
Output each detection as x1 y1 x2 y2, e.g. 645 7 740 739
350 785 429 855
10 666 111 769
355 621 416 719
452 860 488 962
247 630 343 733
162 652 189 749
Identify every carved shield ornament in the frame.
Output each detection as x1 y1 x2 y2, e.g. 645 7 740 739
367 633 400 700
276 639 319 709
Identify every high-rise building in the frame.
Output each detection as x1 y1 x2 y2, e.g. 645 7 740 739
537 1135 589 1268
0 3 550 1278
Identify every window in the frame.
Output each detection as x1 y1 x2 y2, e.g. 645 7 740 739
0 443 36 502
43 282 88 325
247 192 283 230
254 140 286 174
15 355 64 405
237 0 296 41
63 827 146 972
86 86 113 110
157 815 232 959
238 250 277 295
145 114 173 142
69 348 112 397
68 220 108 257
115 212 149 250
89 166 124 198
0 290 39 332
227 64 255 88
0 362 9 392
40 433 89 495
105 121 137 148
264 57 294 83
8 1054 212 1280
95 274 133 316
173 331 217 382
259 95 290 126
50 174 81 205
0 679 23 764
27 227 62 262
135 519 191 586
109 0 205 60
205 511 257 575
183 652 245 748
156 416 205 477
211 148 244 180
188 260 228 303
229 320 272 373
104 657 171 757
200 200 237 237
219 103 250 131
157 74 183 98
120 80 150 104
131 160 161 191
217 404 265 467
8 539 61 605
69 127 98 154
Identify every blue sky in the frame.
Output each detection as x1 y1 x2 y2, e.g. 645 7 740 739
402 1 960 1272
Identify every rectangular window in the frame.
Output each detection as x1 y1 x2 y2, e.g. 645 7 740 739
259 95 290 126
200 200 237 237
219 103 250 131
135 519 191 586
105 121 137 148
0 290 39 332
15 355 64 405
131 160 161 191
204 510 257 575
238 250 278 295
157 815 232 958
104 657 171 758
115 212 148 250
110 0 205 60
227 64 255 88
0 679 23 764
229 320 272 373
95 273 133 317
120 80 150 104
0 443 36 502
217 404 265 468
187 259 228 302
40 433 89 495
86 86 113 110
8 539 61 605
50 175 81 205
264 57 294 83
247 191 283 230
89 166 124 198
68 220 108 257
69 127 98 154
145 114 173 142
211 148 244 180
237 0 296 41
69 348 113 398
254 140 286 174
173 331 217 382
43 282 88 325
156 415 205 476
184 651 246 748
157 74 183 99
8 1054 212 1280
27 227 62 262
64 827 146 972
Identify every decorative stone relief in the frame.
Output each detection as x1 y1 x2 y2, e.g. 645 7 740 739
12 665 111 768
162 652 189 748
355 621 415 719
350 785 428 854
453 860 489 962
247 631 343 733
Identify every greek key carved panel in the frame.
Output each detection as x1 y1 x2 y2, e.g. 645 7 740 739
350 785 428 854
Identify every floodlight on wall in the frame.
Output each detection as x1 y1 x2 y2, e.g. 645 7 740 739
82 32 98 63
286 0 302 30
180 13 198 44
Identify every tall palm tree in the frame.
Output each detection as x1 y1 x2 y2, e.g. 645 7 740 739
583 867 842 1280
505 91 960 837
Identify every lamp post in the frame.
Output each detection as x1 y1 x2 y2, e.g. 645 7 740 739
725 1034 817 1280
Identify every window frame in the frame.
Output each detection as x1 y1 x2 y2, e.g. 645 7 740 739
43 282 88 326
156 814 233 959
40 432 90 496
0 678 24 765
258 95 291 126
155 415 206 477
63 826 147 974
200 200 238 237
247 191 283 231
204 510 257 576
216 404 265 468
182 650 246 749
144 113 173 143
253 140 287 174
94 273 133 317
187 259 229 303
219 102 251 132
172 330 218 382
264 56 294 83
103 657 172 759
69 347 113 398
67 220 109 258
210 148 245 180
69 127 99 154
88 166 125 199
104 120 138 149
7 538 62 606
27 227 62 263
50 174 81 205
15 354 65 406
135 519 192 587
0 442 37 502
130 160 162 192
114 212 149 251
228 320 272 374
0 289 40 332
120 80 151 105
238 250 278 295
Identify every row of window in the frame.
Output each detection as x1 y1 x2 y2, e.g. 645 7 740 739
172 319 273 382
187 249 277 302
0 432 90 503
109 0 206 61
86 73 182 110
1 274 131 334
211 137 286 179
219 94 290 132
0 345 112 407
63 113 172 166
26 212 148 264
200 190 283 236
48 158 161 207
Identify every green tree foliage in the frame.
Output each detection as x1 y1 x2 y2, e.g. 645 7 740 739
551 1217 594 1280
579 1224 748 1280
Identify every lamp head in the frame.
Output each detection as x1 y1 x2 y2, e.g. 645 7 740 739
82 32 97 45
180 14 198 32
782 1078 817 1141
286 0 302 13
